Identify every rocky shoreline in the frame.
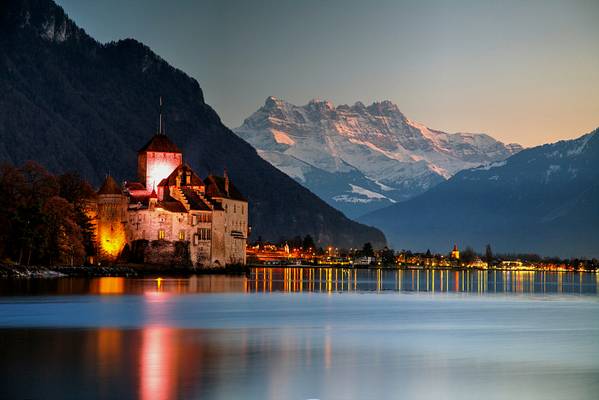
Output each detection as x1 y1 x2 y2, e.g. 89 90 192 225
0 264 249 279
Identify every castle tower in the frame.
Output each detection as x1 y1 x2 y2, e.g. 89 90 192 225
96 175 128 261
137 99 183 192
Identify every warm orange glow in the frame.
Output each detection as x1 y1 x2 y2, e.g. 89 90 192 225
98 221 126 259
95 277 125 294
96 328 123 385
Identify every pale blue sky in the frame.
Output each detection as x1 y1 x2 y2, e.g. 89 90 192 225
56 0 599 146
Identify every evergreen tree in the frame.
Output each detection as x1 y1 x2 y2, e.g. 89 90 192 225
380 247 396 266
485 244 493 263
302 234 315 250
461 246 477 264
362 242 374 257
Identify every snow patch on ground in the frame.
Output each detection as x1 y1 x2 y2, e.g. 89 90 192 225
406 119 441 146
349 184 393 201
332 184 396 204
545 164 561 182
347 138 405 162
474 160 507 171
567 135 591 156
333 195 377 204
367 177 395 192
427 164 451 179
270 129 295 145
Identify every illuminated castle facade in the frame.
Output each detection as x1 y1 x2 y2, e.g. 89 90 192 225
94 109 248 267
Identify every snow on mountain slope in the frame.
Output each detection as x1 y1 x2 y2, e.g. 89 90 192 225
359 129 599 257
234 97 522 218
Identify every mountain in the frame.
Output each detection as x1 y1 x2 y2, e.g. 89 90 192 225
235 97 522 218
0 0 386 248
359 129 599 258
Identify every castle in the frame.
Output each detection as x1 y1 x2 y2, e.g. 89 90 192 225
93 106 248 267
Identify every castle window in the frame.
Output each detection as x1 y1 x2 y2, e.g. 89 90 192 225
158 230 165 240
192 215 198 225
241 206 244 215
193 234 199 246
233 205 236 213
179 231 185 240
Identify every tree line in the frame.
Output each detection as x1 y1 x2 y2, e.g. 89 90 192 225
0 162 96 266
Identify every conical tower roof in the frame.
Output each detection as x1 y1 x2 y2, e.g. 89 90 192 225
97 175 122 195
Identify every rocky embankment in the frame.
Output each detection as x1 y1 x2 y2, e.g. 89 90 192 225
0 264 249 279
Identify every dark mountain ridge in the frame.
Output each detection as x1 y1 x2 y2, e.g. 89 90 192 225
360 129 599 258
0 0 386 248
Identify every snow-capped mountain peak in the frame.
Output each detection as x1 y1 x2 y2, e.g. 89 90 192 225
235 97 522 218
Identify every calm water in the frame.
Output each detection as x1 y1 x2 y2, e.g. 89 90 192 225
0 268 598 400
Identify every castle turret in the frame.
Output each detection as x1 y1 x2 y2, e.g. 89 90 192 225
96 175 128 261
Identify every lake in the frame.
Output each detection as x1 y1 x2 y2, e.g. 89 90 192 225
0 268 598 399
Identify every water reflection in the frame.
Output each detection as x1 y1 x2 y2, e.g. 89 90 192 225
247 268 598 296
0 275 247 296
2 319 599 400
0 268 597 296
140 327 175 400
1 269 599 399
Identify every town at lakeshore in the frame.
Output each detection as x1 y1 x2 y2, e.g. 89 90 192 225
246 239 599 273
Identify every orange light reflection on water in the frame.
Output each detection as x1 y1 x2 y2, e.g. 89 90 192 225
140 326 176 400
93 277 125 295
